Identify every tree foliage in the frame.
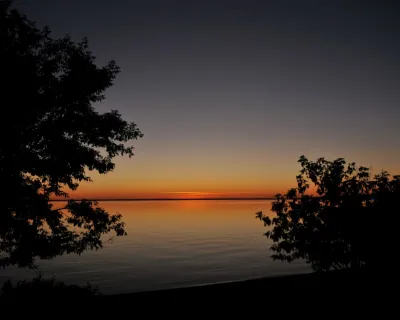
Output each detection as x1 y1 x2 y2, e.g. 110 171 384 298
0 1 143 268
257 156 399 271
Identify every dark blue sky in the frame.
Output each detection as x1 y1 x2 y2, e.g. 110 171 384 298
15 0 400 197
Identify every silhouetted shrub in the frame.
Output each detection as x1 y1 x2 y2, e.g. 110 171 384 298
257 156 399 271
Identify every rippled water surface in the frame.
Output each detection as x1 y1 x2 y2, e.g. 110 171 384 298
0 200 309 294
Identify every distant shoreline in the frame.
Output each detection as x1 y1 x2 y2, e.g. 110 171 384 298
50 197 275 202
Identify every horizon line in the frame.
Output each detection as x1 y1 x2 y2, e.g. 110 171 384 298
50 197 276 202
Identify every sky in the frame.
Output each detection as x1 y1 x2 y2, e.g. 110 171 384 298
15 0 400 199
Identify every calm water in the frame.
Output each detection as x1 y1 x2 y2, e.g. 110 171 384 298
0 200 309 294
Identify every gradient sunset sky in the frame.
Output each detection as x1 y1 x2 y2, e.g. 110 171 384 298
17 0 400 199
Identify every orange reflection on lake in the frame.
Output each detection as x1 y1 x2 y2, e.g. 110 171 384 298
2 200 308 294
100 200 274 241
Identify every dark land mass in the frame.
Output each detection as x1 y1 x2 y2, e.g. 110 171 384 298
1 269 391 314
103 269 389 313
107 269 371 303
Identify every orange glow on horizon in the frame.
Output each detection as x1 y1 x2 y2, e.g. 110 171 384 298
50 178 315 200
51 189 298 200
53 192 279 200
48 163 322 200
51 186 289 200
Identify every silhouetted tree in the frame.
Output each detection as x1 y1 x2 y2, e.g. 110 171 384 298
0 1 143 268
257 156 399 271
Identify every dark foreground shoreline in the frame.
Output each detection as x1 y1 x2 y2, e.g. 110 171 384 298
3 268 390 312
103 268 394 314
106 268 372 304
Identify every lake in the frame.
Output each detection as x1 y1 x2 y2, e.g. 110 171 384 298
0 200 309 294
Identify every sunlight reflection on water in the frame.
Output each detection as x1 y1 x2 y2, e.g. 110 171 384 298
0 200 309 294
